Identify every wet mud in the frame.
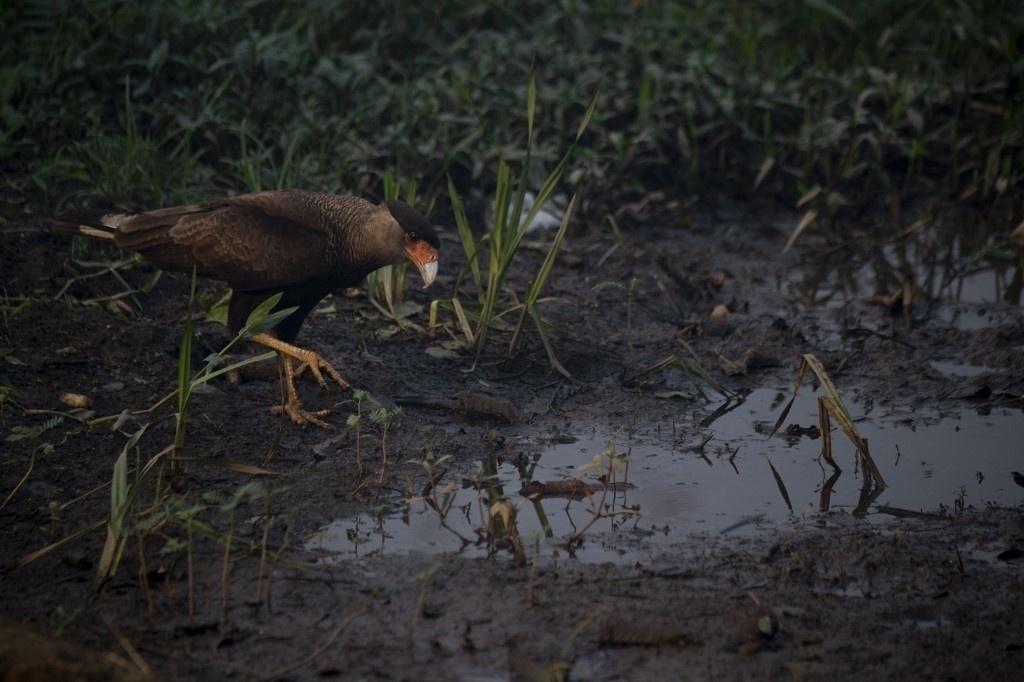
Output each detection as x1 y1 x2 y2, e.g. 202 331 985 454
2 212 1023 680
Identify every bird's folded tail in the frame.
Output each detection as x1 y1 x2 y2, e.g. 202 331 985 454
52 208 127 242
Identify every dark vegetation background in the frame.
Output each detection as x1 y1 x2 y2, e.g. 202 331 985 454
2 0 1022 235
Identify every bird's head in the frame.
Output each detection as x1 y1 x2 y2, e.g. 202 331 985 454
382 200 440 288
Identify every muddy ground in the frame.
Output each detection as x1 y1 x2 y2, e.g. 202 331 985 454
2 208 1023 681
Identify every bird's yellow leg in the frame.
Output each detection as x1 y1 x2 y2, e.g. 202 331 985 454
250 332 350 390
269 354 334 429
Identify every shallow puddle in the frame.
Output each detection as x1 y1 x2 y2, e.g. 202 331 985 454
309 388 1023 563
929 360 1000 378
783 224 1022 324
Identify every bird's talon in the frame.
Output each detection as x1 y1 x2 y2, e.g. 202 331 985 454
270 401 334 429
291 352 347 391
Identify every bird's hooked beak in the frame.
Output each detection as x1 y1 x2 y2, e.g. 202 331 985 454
404 240 439 288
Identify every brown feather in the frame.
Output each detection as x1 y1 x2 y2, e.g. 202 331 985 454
54 190 437 339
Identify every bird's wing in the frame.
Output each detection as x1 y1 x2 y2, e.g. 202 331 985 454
170 205 331 290
113 192 339 290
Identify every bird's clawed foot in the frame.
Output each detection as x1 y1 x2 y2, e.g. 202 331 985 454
249 333 351 429
249 333 350 391
290 349 350 391
271 399 334 430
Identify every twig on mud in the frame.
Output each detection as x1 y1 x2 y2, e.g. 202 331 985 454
261 609 369 681
53 257 142 308
0 450 34 512
105 620 154 680
566 474 611 549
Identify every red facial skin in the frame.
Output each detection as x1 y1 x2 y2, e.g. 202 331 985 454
404 238 438 267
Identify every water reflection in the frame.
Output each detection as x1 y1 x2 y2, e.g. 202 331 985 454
783 222 1023 314
308 389 1024 564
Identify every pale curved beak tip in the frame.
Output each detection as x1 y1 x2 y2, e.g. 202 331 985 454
418 260 438 289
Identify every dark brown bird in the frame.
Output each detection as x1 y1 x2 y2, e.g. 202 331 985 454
56 190 440 427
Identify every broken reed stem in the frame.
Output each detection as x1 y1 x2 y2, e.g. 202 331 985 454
774 354 886 488
819 469 842 513
817 396 837 468
858 438 885 489
568 462 614 547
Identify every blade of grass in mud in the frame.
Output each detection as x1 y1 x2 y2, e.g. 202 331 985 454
97 425 147 580
190 352 277 387
772 354 885 487
819 469 842 512
0 450 35 512
508 193 578 354
677 355 730 398
576 88 599 143
818 396 837 468
769 358 809 439
16 520 107 569
530 306 573 381
177 459 279 475
783 209 818 252
508 70 536 270
623 355 678 386
450 297 475 345
98 450 128 572
129 294 293 417
767 459 793 512
174 268 200 461
447 177 482 295
821 396 886 487
801 354 855 424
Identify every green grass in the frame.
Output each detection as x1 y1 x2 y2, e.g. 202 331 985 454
15 285 294 581
445 70 596 372
365 171 420 319
1 0 1020 239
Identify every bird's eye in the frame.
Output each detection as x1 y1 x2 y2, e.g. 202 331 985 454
406 232 417 241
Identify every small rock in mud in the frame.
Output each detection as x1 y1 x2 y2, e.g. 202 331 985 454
58 391 91 408
706 303 730 336
395 391 520 423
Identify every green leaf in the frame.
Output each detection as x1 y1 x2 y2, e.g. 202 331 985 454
509 193 578 353
527 66 536 142
447 176 482 294
243 292 298 334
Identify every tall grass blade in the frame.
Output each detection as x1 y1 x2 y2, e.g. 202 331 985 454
767 459 793 511
530 307 572 380
447 177 482 295
97 425 148 581
576 88 600 143
526 66 536 143
509 193 578 353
